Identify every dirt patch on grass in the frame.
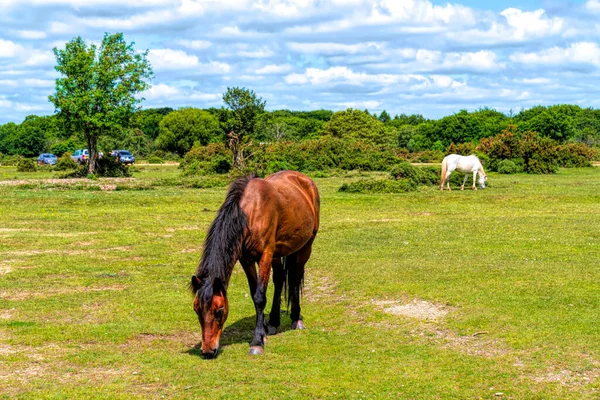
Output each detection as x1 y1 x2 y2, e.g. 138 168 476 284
375 299 449 320
1 285 127 301
531 368 600 387
0 265 12 275
304 274 340 303
0 309 15 320
0 178 135 186
430 329 510 358
123 331 202 350
5 246 130 257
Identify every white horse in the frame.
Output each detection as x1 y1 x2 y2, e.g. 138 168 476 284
440 154 487 191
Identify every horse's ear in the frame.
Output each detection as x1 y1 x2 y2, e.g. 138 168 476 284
190 276 201 292
213 277 227 296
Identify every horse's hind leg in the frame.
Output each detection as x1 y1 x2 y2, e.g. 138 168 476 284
472 171 477 190
267 257 284 335
289 237 314 330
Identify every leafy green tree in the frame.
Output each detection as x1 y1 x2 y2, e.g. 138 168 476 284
222 87 266 168
49 33 153 174
155 108 221 155
378 110 391 123
322 108 390 145
135 107 173 139
0 122 18 154
397 125 417 149
521 107 575 141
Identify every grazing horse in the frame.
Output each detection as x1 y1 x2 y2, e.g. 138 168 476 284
190 171 320 358
440 154 487 191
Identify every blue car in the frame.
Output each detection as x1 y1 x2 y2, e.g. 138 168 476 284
37 153 57 165
111 150 135 165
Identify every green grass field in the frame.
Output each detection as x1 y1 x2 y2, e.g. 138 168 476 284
1 166 600 399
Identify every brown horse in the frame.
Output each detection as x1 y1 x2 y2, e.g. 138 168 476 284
190 171 320 358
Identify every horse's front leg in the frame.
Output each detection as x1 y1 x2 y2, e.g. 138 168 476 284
248 250 273 355
461 174 468 190
472 171 477 190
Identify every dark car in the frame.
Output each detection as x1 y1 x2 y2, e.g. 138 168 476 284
111 150 135 165
37 153 57 165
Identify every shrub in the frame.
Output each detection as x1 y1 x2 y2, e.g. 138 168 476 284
95 157 132 177
497 159 518 174
60 157 132 178
55 153 78 171
339 178 416 193
389 163 440 186
147 156 164 164
16 157 36 172
556 143 596 168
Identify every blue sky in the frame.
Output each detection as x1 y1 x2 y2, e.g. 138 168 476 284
1 0 599 124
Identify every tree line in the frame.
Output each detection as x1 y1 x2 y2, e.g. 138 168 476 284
2 103 599 159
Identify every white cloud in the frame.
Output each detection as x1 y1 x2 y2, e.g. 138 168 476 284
337 100 381 110
143 83 181 99
148 49 200 70
450 8 564 44
17 30 47 40
285 66 403 85
510 42 600 67
288 42 382 55
0 39 24 58
256 64 293 74
176 40 212 50
587 0 600 12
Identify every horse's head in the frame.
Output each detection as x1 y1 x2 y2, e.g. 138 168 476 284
478 173 487 189
191 276 229 359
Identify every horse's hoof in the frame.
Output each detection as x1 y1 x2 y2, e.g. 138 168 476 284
292 320 306 330
267 325 277 335
248 346 264 355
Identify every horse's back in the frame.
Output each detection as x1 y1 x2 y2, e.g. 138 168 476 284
241 171 319 257
445 154 480 173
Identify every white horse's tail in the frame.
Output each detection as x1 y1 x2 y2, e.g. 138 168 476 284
440 157 447 189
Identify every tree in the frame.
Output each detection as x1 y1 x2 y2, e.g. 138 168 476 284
322 108 390 145
135 107 173 139
379 110 391 123
49 33 153 174
155 108 221 155
222 87 266 168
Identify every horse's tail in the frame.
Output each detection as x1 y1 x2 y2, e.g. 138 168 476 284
282 253 304 311
440 157 447 189
191 174 256 297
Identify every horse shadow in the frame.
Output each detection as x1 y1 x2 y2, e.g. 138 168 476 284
185 311 294 358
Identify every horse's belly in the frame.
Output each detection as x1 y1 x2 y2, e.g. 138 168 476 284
273 218 315 257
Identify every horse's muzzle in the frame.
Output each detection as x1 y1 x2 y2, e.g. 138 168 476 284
202 348 219 359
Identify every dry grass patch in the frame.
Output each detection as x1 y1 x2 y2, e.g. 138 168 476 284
375 299 450 320
1 285 127 301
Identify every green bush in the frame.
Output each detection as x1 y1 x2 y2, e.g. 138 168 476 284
389 163 440 186
16 157 36 172
55 153 78 171
147 156 164 164
339 178 416 193
60 157 131 178
497 160 518 174
556 143 596 168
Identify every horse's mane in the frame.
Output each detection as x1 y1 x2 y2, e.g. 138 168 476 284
190 174 256 304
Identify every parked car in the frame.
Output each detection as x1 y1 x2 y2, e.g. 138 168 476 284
37 153 57 165
111 150 135 165
71 149 89 164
